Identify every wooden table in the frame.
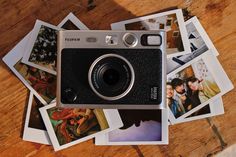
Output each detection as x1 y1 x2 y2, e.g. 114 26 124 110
0 0 235 156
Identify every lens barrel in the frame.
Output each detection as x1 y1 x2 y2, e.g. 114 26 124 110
88 54 135 101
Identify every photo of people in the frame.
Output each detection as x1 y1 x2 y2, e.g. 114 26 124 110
28 25 57 71
14 60 56 103
46 108 109 145
167 59 221 118
124 13 184 54
108 110 162 142
28 96 46 130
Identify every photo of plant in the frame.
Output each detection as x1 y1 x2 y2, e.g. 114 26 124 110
47 108 109 145
14 60 56 103
28 25 57 71
28 96 46 130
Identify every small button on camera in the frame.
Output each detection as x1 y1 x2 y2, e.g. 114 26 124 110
123 33 138 47
105 35 118 45
62 88 78 103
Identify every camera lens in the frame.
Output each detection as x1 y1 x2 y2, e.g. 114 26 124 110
88 54 135 101
103 69 120 85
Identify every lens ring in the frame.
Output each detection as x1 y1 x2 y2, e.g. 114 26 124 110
88 54 135 101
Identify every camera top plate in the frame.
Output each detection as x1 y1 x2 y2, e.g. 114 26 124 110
57 30 166 109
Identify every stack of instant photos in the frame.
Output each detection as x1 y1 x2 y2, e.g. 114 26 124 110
3 9 233 151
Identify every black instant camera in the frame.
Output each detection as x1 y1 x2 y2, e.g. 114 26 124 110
57 30 166 109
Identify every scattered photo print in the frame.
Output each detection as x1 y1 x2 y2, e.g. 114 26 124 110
28 96 46 130
47 108 109 145
186 104 210 118
167 20 208 73
167 59 220 118
108 110 162 142
125 13 184 54
61 20 80 30
28 25 57 71
14 60 56 103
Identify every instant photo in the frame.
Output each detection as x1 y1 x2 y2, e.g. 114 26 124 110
14 60 56 103
167 58 221 119
3 32 49 104
21 20 61 75
47 108 109 145
111 9 191 58
22 14 89 75
167 51 233 123
171 98 224 124
23 92 50 145
40 103 123 151
2 13 89 104
167 16 219 74
95 109 168 145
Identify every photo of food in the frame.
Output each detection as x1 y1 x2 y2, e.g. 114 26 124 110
28 96 46 130
125 13 184 54
61 20 80 30
28 25 57 71
167 20 209 73
47 108 109 145
167 59 221 118
108 110 162 142
14 60 56 103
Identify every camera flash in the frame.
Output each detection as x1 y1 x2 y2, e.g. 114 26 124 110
147 35 161 45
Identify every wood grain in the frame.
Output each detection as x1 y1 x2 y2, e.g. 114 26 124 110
0 0 236 156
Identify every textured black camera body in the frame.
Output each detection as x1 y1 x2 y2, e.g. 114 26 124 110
57 30 166 109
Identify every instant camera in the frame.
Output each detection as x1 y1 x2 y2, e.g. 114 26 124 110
57 30 166 109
